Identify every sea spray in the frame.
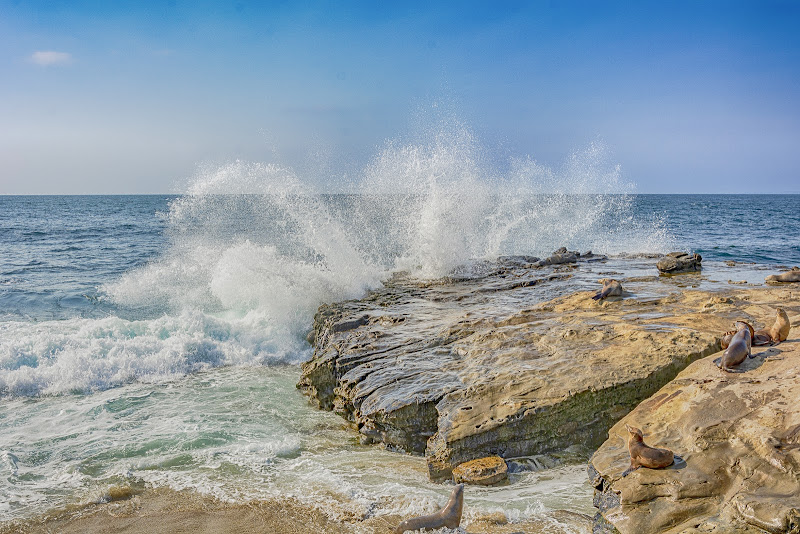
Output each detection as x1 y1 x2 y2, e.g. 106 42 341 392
359 123 671 277
1 123 671 398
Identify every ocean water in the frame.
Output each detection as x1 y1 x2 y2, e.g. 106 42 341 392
1 138 800 528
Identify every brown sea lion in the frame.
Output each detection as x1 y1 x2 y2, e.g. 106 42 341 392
625 424 674 471
766 267 800 283
720 322 754 349
592 278 623 301
718 321 752 372
395 484 464 534
754 307 791 345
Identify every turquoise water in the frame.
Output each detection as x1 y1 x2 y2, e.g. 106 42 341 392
1 186 798 525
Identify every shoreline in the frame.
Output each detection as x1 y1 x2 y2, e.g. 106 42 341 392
0 485 593 534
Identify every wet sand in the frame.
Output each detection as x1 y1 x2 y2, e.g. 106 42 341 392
1 486 592 534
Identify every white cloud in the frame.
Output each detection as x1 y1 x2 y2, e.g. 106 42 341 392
30 51 73 66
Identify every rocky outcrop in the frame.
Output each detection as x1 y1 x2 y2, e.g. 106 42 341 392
590 309 800 534
297 257 782 482
657 252 702 274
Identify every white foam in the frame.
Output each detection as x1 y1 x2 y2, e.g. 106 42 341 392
0 311 309 397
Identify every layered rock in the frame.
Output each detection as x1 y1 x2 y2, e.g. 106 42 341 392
590 303 800 533
297 258 783 482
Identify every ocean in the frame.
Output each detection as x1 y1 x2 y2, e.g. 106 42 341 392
2 164 800 527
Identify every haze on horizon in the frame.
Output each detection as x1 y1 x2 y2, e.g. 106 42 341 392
1 0 799 195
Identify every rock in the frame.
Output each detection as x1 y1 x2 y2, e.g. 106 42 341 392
534 248 579 267
657 252 702 274
452 456 508 485
299 269 786 481
589 331 800 534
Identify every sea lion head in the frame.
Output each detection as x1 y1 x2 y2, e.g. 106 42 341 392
734 321 754 339
625 424 644 441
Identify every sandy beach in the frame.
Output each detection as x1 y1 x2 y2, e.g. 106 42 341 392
2 485 594 534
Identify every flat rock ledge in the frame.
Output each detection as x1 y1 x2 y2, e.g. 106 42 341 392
589 311 800 533
297 260 798 483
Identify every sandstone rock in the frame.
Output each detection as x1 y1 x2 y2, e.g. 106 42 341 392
299 265 787 481
589 324 800 534
452 456 508 485
657 252 702 274
299 254 798 485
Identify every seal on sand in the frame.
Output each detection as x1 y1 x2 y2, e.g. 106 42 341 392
766 267 800 283
624 424 674 472
592 279 623 301
718 321 753 372
754 307 791 345
395 484 464 534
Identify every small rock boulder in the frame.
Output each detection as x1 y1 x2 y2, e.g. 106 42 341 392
452 456 508 486
657 252 701 274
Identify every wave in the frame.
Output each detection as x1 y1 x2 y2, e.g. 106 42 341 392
0 114 673 397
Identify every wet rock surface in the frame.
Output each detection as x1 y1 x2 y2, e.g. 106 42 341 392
590 293 800 534
657 252 702 274
297 256 796 486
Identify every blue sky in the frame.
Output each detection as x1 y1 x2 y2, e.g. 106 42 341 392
1 0 799 194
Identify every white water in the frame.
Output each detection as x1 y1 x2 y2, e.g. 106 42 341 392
0 118 674 527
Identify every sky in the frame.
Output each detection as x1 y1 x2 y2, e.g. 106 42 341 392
1 0 799 194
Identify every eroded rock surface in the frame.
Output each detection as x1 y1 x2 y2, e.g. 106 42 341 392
590 300 800 534
298 257 797 484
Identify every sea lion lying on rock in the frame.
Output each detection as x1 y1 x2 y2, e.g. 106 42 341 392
718 321 753 372
624 424 674 472
754 307 791 345
766 267 800 283
592 279 623 301
720 310 789 348
395 484 464 534
720 322 755 349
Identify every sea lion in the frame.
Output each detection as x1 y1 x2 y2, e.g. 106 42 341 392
718 321 753 372
720 322 754 349
625 424 674 471
766 267 800 283
754 307 791 345
592 278 623 301
395 484 464 534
